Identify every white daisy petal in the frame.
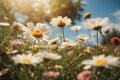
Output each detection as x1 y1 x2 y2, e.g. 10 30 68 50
12 54 43 65
27 22 34 31
22 22 52 45
83 65 92 70
82 54 120 69
35 51 62 61
84 17 109 30
50 16 72 27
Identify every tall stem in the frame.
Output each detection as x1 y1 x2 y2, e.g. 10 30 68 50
60 29 63 43
61 27 65 42
96 30 99 47
76 30 78 36
99 31 107 44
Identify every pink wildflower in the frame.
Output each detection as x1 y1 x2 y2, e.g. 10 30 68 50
43 71 60 78
77 70 93 80
11 40 24 46
104 29 109 34
111 37 120 46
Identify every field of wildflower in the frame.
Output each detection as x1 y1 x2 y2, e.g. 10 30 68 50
0 12 120 80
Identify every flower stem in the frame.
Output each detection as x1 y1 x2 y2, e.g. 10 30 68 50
76 30 78 36
61 27 65 42
99 31 107 44
60 29 63 43
69 53 83 66
96 30 99 47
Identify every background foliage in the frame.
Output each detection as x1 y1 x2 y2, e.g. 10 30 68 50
0 0 84 23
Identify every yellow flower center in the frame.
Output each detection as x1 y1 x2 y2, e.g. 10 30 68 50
57 20 66 27
31 29 43 38
22 58 32 64
95 59 107 66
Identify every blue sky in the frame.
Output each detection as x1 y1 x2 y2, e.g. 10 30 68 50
82 0 120 22
14 0 120 43
52 0 120 42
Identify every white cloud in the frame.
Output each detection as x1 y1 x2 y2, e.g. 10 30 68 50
102 10 120 34
113 10 120 22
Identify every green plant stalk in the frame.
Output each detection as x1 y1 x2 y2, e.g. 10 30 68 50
61 27 65 42
69 53 83 66
60 29 63 43
76 30 78 36
99 31 107 42
96 30 99 47
99 30 112 46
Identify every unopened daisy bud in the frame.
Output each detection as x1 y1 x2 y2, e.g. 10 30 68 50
83 12 91 19
104 29 109 34
55 65 63 69
83 47 90 54
47 66 51 69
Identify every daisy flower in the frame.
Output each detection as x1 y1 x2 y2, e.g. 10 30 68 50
71 26 81 31
77 34 89 42
22 22 52 45
12 54 43 65
48 37 59 45
35 51 62 61
50 16 71 41
50 16 72 28
61 41 77 48
82 54 120 70
84 17 109 31
12 22 25 31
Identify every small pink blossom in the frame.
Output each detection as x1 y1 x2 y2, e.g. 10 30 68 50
111 37 120 46
11 40 24 46
43 71 60 77
77 70 93 80
104 29 109 34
